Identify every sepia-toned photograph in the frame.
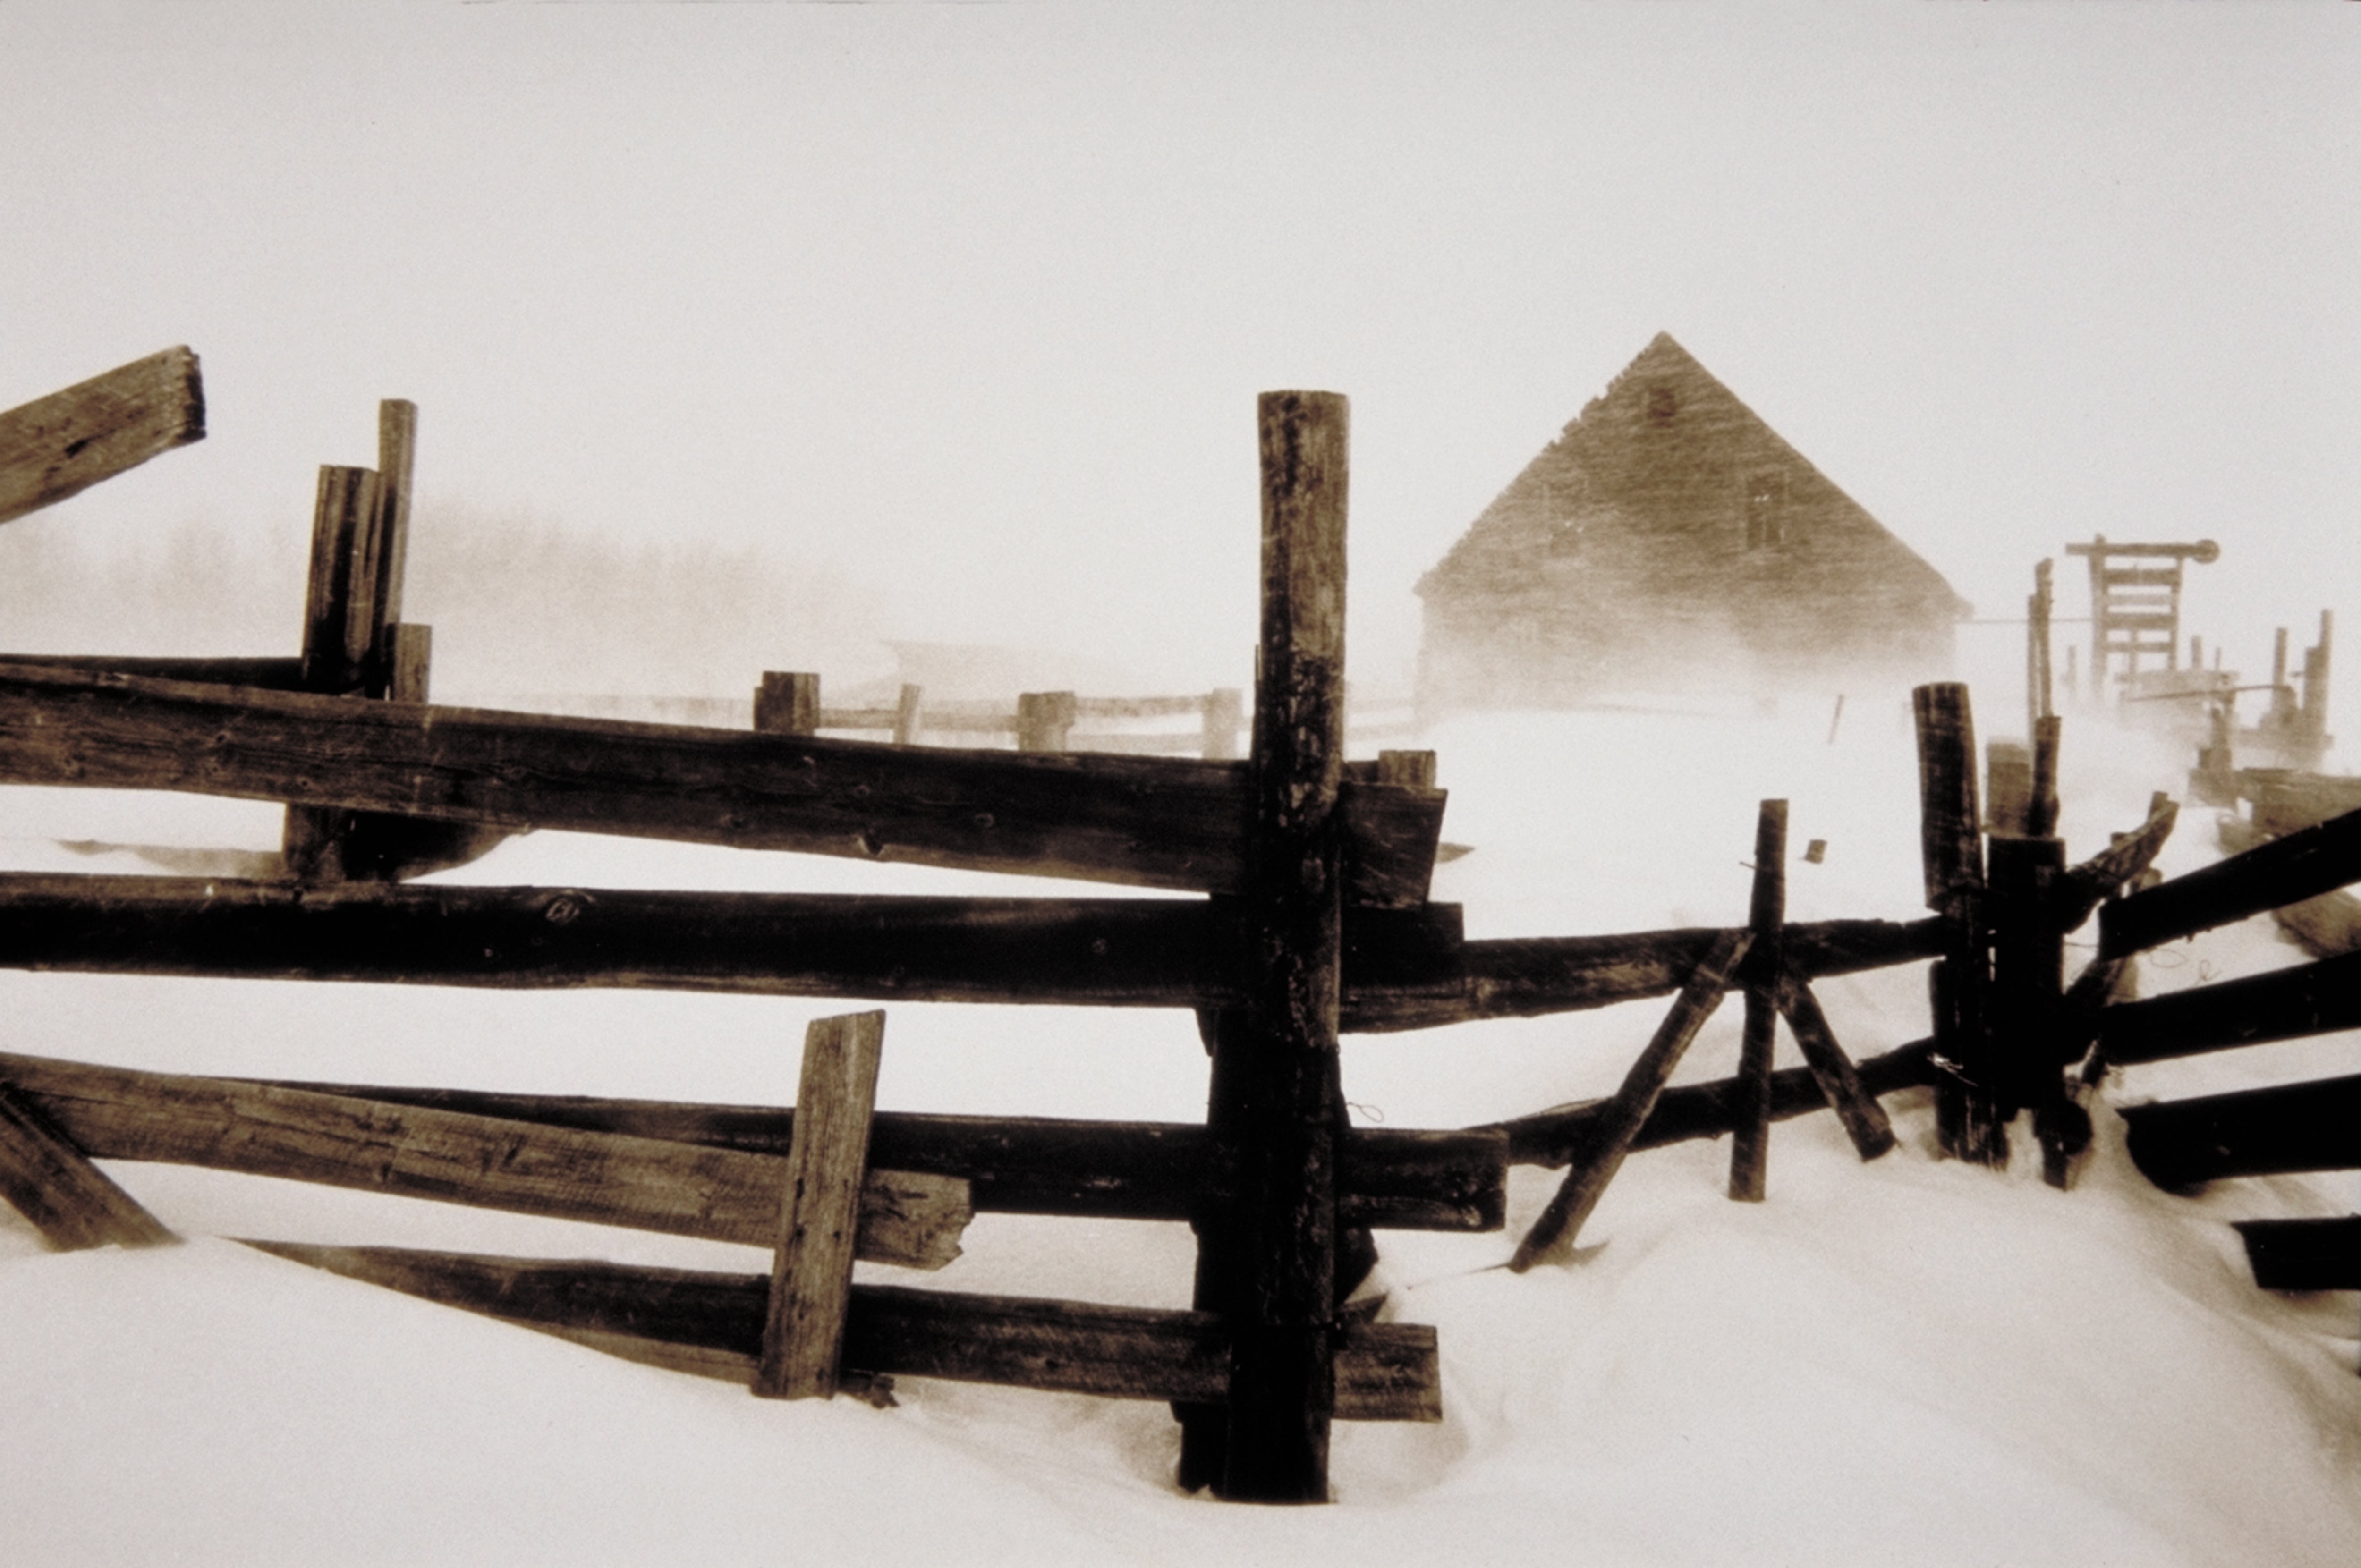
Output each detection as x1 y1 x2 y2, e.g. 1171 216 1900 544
1 3 2356 1563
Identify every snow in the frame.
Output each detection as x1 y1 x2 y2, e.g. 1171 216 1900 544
3 683 2357 1566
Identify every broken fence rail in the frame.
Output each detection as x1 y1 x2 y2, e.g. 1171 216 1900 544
2120 1072 2361 1188
0 347 205 527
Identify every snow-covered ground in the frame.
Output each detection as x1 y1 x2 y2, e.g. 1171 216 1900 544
2 686 2356 1567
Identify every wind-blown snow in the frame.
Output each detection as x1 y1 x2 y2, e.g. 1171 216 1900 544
2 688 2355 1566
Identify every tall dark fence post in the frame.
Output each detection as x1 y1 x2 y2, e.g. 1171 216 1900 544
281 463 384 882
1914 683 2004 1165
1729 798 1785 1201
1213 390 1349 1504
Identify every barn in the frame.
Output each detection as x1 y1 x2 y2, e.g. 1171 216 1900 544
1415 333 1970 712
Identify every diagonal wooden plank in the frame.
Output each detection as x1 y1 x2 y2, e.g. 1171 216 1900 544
1772 968 1899 1161
0 348 204 526
0 1049 965 1266
1508 929 1751 1271
0 1080 176 1250
2098 949 2361 1065
1729 799 1786 1202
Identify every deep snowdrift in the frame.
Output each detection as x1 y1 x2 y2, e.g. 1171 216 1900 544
2 690 2356 1566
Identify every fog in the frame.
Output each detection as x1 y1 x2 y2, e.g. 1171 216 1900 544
3 3 2356 706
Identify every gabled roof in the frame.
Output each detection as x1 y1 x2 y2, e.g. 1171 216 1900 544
1419 332 1969 618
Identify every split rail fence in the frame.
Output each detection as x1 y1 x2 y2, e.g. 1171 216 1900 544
1 351 2346 1511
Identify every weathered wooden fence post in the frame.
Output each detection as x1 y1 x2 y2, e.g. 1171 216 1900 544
754 1010 887 1400
1729 798 1786 1201
1213 390 1350 1504
754 672 821 736
1016 691 1076 754
1915 682 2004 1165
2028 558 2053 736
1986 720 2068 1178
0 1080 176 1250
280 463 383 881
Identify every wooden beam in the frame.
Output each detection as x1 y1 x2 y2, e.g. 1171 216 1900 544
0 873 1464 1013
1772 969 1899 1161
0 654 305 689
227 1068 1508 1232
2121 1073 2361 1188
0 1049 965 1266
1729 800 1785 1202
2099 949 2361 1065
1914 682 2000 1165
1216 389 1351 1503
2102 802 2361 959
756 1011 884 1399
0 662 1444 906
241 1241 1443 1420
2232 1216 2361 1292
0 1079 175 1250
1510 931 1750 1270
283 464 386 882
0 347 205 526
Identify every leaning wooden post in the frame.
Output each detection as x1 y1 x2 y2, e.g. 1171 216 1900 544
1729 800 1786 1201
0 1080 176 1250
1514 930 1751 1268
281 464 384 882
1914 683 2003 1165
753 1010 886 1400
754 672 821 736
1203 687 1245 761
1214 390 1350 1504
2028 558 2054 735
1016 691 1076 754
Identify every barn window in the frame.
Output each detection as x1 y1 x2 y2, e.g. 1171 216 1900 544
1644 385 1677 424
1744 470 1788 550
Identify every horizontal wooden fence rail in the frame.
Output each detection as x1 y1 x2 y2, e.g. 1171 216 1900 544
1482 1038 1937 1168
0 654 308 689
2101 803 2361 959
0 871 1937 1032
2231 1217 2361 1292
0 346 206 527
2120 1073 2361 1188
231 1069 1508 1232
2098 949 2361 1065
0 663 1442 906
1362 916 1948 1032
0 1049 968 1267
244 1240 1443 1420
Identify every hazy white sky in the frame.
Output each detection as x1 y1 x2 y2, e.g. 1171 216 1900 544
3 1 2356 691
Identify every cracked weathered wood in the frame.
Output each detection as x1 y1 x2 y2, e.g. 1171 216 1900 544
0 1049 965 1266
756 1011 884 1399
0 662 1443 906
0 347 205 526
0 1080 175 1250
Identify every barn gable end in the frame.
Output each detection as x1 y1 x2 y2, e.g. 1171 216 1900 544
1416 333 1969 712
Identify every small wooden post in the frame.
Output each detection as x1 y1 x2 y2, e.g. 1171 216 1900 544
2303 610 2334 750
892 683 924 746
2028 716 2062 839
1513 930 1751 1269
754 1010 886 1400
2271 627 2295 724
1016 691 1076 754
1730 800 1785 1202
1914 683 2003 1165
1203 687 1245 761
0 1080 175 1250
754 672 821 736
1214 390 1350 1504
384 622 433 705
